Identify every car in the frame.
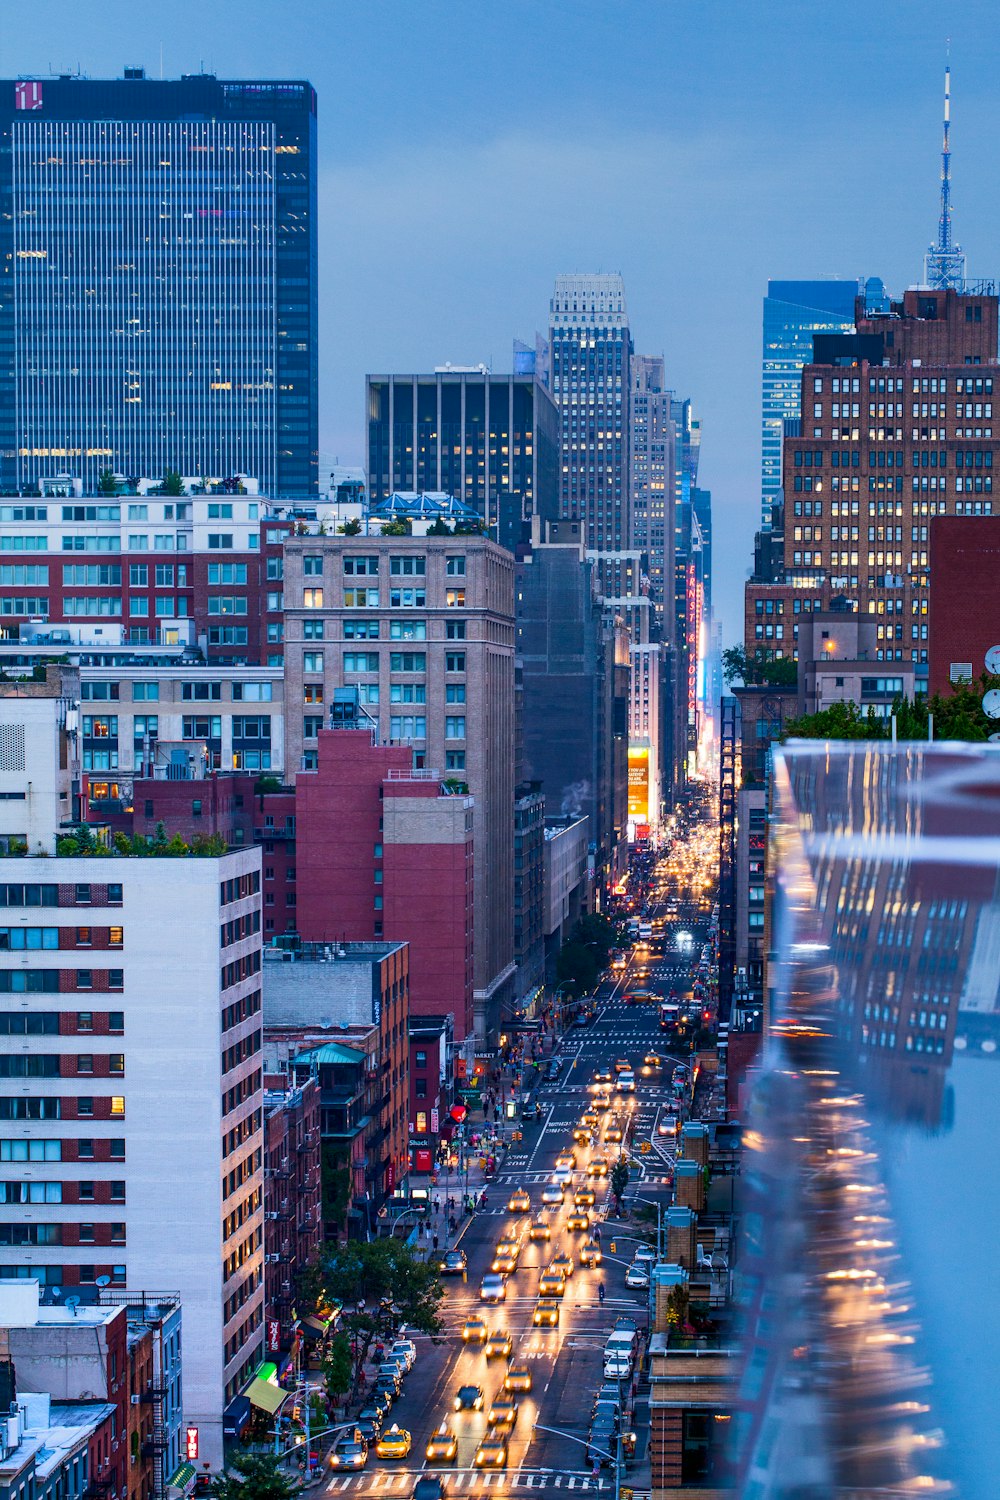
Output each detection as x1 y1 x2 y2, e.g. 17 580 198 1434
538 1270 565 1297
425 1425 459 1464
625 1263 650 1289
374 1371 400 1397
657 1116 678 1137
520 1098 541 1122
587 1158 609 1178
378 1358 407 1383
546 1059 562 1082
581 1111 600 1129
480 1273 506 1303
507 1189 531 1213
613 1058 631 1075
413 1478 446 1500
529 1215 551 1242
492 1250 517 1275
603 1355 632 1381
485 1330 512 1360
572 1126 592 1146
593 1094 611 1114
356 1416 381 1444
533 1299 560 1327
541 1182 565 1205
504 1365 532 1393
566 1210 590 1232
552 1163 573 1186
550 1251 574 1278
614 1315 638 1333
440 1249 468 1275
462 1316 489 1343
618 1070 636 1093
363 1392 390 1421
375 1425 412 1460
574 1187 596 1208
643 1052 663 1071
487 1396 519 1429
591 1070 613 1090
633 1247 656 1266
495 1235 520 1260
329 1438 368 1471
604 1124 623 1144
555 1150 577 1170
474 1437 508 1469
580 1239 603 1267
454 1384 485 1411
390 1339 417 1370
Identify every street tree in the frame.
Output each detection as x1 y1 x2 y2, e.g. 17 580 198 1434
210 1453 298 1500
610 1158 630 1214
320 1332 353 1407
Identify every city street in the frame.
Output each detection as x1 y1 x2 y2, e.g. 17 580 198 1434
324 841 714 1496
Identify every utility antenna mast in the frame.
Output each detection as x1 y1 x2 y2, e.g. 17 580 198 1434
923 58 967 290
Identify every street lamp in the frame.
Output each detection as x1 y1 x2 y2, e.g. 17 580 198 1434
533 1404 632 1500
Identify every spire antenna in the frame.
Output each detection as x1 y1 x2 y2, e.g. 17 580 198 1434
923 52 966 289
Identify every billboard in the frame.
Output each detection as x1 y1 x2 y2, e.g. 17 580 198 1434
628 747 650 820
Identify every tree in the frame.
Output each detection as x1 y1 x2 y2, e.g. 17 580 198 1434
426 518 452 536
722 644 797 688
97 469 118 496
784 699 885 741
610 1157 630 1214
209 1453 298 1500
380 518 411 536
338 517 362 535
555 941 598 996
160 469 185 496
320 1332 353 1406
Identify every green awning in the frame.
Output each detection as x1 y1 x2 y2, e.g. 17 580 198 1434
166 1464 196 1495
246 1377 287 1415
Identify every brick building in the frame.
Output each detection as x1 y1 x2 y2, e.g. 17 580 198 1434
262 1080 321 1358
927 513 1000 693
746 284 1000 696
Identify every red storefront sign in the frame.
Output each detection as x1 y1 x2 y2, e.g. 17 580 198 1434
414 1147 433 1173
185 1427 199 1461
386 1160 396 1191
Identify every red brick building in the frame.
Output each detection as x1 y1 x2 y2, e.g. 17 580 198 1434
263 1078 321 1357
927 514 1000 694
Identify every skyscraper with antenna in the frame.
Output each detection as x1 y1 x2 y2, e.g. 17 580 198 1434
923 63 967 290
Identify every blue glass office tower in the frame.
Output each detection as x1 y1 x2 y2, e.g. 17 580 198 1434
761 280 858 528
0 70 318 495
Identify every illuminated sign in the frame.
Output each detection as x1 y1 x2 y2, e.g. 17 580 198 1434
185 1428 199 1462
628 747 649 819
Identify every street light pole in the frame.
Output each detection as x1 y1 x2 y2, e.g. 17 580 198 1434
532 1412 628 1500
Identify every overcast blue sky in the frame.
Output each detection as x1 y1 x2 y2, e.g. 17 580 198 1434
6 0 1000 641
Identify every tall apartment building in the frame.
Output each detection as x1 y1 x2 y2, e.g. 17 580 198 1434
630 355 676 621
761 279 860 528
0 72 318 496
549 274 633 552
366 371 559 553
746 285 1000 696
281 533 515 1044
0 670 264 1468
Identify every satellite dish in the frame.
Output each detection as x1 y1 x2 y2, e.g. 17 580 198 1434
989 733 1000 743
64 1295 81 1316
983 689 1000 720
986 645 1000 676
95 1274 112 1287
50 1286 62 1299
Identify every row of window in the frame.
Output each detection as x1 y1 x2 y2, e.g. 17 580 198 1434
815 374 994 394
300 619 468 643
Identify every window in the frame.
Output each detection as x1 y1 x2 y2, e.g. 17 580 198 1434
303 716 323 739
78 1140 95 1159
78 1096 94 1116
1 1139 61 1161
110 1139 125 1159
343 555 379 575
445 555 466 576
344 652 378 674
77 1055 94 1074
390 683 426 704
76 972 93 991
109 926 123 947
342 619 378 639
445 588 465 608
390 587 426 608
390 556 426 575
208 534 234 549
344 588 378 608
109 1054 125 1075
108 1011 124 1030
446 684 466 703
232 682 273 701
111 1098 125 1117
111 1181 125 1201
446 751 466 770
446 651 466 673
131 682 159 702
446 621 466 640
209 563 247 584
390 620 426 640
303 651 324 673
390 716 426 740
390 652 425 671
77 1011 93 1030
303 555 323 575
415 1079 428 1098
445 716 466 740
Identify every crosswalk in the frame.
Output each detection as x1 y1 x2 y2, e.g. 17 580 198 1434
324 1468 631 1493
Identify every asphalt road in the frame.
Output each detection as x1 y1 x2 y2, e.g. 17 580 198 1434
322 892 713 1497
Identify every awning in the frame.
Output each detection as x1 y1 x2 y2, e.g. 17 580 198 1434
166 1464 197 1497
246 1377 288 1415
300 1314 328 1338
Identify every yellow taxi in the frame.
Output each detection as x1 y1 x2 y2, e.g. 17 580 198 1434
487 1396 519 1430
529 1215 552 1242
587 1157 609 1178
425 1425 458 1464
605 1124 623 1144
474 1437 508 1469
375 1425 411 1460
566 1210 590 1232
492 1249 517 1275
538 1269 565 1297
613 1058 631 1075
495 1235 520 1261
504 1365 532 1393
581 1111 600 1130
550 1251 574 1278
574 1187 596 1208
507 1189 531 1213
532 1299 560 1327
485 1330 512 1360
580 1239 603 1267
462 1316 488 1343
572 1125 592 1146
555 1150 577 1171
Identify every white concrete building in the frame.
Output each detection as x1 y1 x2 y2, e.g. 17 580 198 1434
0 665 80 855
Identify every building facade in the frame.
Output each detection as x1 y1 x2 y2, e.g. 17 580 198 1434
0 73 318 496
927 513 1000 693
366 371 559 553
262 1080 321 1359
548 275 632 553
281 533 515 1045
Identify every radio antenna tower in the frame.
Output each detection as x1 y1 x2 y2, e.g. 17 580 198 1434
923 55 967 290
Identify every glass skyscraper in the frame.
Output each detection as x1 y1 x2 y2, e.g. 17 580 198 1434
761 279 858 528
0 71 318 495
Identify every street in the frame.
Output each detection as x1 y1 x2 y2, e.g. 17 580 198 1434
324 831 715 1496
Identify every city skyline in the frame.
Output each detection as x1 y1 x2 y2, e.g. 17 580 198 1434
5 0 1000 645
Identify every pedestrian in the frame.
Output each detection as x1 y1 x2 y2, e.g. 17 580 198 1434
595 1225 602 1244
449 1214 457 1233
598 1281 605 1305
434 1195 441 1214
432 1232 439 1251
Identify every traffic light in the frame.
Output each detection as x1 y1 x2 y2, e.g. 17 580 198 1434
609 1241 616 1253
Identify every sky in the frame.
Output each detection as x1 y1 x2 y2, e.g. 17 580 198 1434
6 0 1000 644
